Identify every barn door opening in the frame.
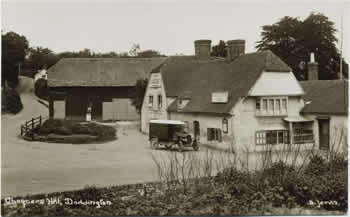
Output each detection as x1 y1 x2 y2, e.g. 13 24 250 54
318 118 330 150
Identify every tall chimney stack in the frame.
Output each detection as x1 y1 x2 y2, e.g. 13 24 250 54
308 52 318 80
194 40 211 59
226 40 245 61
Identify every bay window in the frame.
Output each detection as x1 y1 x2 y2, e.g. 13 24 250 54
292 123 314 144
256 130 289 145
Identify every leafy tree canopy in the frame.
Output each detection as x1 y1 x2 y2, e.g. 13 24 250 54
131 78 148 113
211 40 227 57
25 47 60 72
256 13 348 80
137 49 165 58
2 31 29 87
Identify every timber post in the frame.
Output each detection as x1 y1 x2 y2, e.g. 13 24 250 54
49 93 54 119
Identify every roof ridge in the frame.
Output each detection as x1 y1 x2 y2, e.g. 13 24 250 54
61 57 167 61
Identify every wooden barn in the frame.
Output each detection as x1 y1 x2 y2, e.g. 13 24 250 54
47 57 166 121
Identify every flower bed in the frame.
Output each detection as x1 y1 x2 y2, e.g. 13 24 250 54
33 119 117 144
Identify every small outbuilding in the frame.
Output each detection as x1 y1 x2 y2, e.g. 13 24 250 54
47 57 166 121
300 77 348 152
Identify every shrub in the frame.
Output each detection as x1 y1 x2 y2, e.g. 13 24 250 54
39 119 74 135
328 155 348 173
2 86 23 114
304 154 327 176
38 119 116 143
286 154 347 211
71 123 116 141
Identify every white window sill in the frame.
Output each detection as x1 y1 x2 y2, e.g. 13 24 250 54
255 112 287 117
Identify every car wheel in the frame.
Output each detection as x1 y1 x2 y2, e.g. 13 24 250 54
165 143 172 150
193 143 199 151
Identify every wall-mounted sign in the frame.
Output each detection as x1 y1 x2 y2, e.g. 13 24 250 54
150 73 161 88
211 91 228 103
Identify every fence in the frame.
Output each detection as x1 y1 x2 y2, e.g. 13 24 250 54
20 116 43 140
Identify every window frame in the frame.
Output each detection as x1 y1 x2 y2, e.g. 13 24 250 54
158 94 162 109
148 95 154 108
256 97 288 116
207 128 222 142
292 123 314 144
256 130 289 145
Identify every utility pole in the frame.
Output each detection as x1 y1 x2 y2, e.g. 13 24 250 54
339 13 343 80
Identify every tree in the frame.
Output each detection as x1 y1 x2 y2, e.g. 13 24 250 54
34 78 48 100
256 13 348 80
137 50 164 58
211 40 227 57
137 49 165 58
129 43 141 57
25 47 60 72
2 85 23 114
131 78 148 113
2 31 29 87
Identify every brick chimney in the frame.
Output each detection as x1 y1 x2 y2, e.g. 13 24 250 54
308 52 318 80
194 40 211 59
226 40 245 61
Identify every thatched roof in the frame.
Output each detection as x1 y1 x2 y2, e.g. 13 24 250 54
48 57 167 87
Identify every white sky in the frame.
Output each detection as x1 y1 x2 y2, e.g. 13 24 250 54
1 0 349 62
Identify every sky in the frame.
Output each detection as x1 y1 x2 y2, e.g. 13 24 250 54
1 0 349 62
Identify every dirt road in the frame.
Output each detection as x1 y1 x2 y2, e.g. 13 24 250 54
1 93 160 197
2 93 219 198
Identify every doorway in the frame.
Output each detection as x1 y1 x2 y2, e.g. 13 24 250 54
318 118 330 150
193 121 200 141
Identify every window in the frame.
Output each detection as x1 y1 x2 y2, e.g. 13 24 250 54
207 128 222 142
268 99 274 114
256 97 288 116
148 95 153 108
158 95 162 109
282 99 287 112
177 98 190 110
276 99 281 114
266 131 277 144
263 99 268 111
256 100 261 110
293 123 314 144
178 99 183 108
256 130 289 145
222 118 228 133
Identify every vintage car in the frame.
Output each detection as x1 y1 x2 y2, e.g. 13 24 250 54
149 119 199 151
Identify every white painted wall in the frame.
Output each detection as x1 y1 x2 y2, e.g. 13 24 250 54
141 73 168 133
169 112 233 144
304 114 348 152
249 71 304 96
